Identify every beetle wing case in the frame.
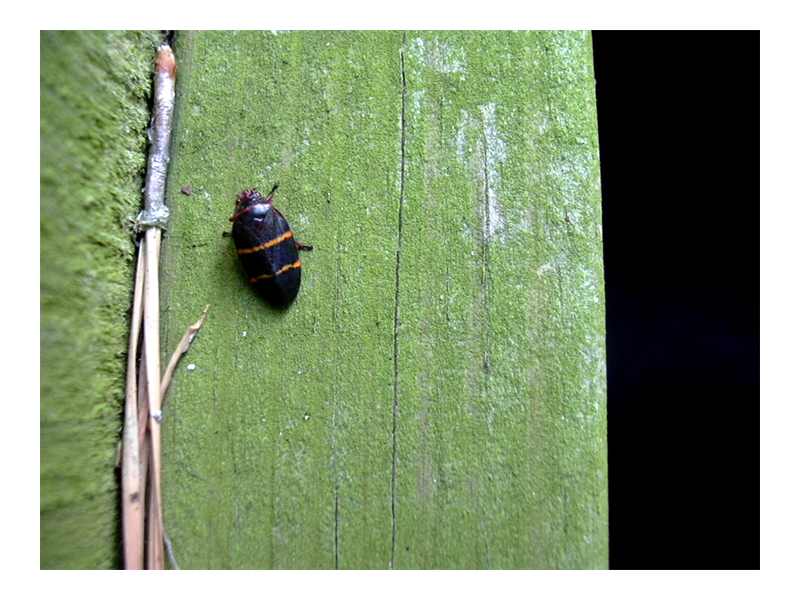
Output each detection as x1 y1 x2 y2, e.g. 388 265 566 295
230 189 305 306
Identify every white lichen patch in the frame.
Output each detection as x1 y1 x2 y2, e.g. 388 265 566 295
454 104 511 243
455 109 472 164
481 103 506 240
407 37 467 75
536 263 555 277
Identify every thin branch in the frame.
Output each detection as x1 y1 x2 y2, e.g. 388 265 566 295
137 344 150 457
122 246 146 570
161 305 210 399
141 44 176 570
142 45 177 220
144 231 164 570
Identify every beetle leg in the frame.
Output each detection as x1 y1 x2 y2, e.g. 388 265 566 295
265 183 279 203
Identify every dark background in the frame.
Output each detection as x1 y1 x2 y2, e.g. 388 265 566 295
591 32 759 569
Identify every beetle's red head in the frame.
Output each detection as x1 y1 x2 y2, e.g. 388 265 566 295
235 189 263 207
230 186 278 222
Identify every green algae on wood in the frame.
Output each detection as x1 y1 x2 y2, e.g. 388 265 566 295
161 30 606 569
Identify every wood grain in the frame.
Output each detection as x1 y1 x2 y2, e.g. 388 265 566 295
161 30 607 569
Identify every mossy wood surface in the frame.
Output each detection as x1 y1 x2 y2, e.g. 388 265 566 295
40 30 163 569
162 30 607 569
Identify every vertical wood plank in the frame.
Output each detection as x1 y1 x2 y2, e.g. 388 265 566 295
161 30 606 569
40 30 163 569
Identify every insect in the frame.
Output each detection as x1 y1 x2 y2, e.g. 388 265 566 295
229 185 313 305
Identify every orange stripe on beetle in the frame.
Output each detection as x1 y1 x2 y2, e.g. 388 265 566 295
249 260 302 283
236 230 294 255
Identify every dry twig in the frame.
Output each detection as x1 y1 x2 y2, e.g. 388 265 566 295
161 305 210 399
122 248 146 569
122 43 176 570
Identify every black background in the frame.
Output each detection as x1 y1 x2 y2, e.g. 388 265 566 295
591 32 759 569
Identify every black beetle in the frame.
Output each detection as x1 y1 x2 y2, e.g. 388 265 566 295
229 185 312 305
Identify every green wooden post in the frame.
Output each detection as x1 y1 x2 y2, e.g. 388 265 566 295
161 30 606 569
40 30 163 569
